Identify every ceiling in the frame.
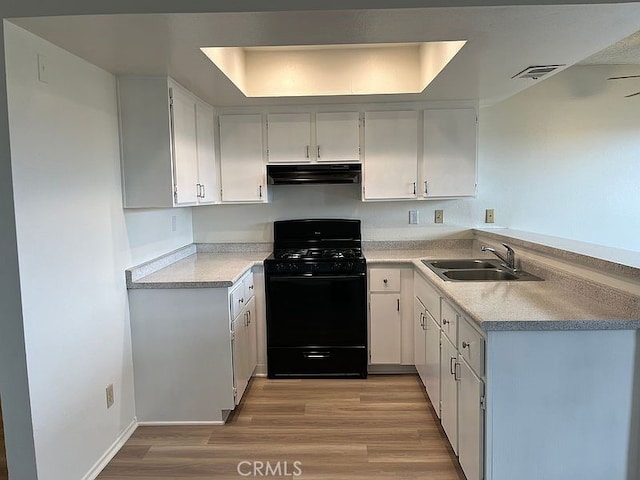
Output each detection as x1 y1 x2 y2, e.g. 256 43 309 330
10 4 640 107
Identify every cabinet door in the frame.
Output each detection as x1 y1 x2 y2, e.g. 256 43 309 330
231 313 249 405
459 359 485 480
363 111 418 200
245 297 258 377
369 294 401 364
422 108 477 198
195 101 217 204
170 86 199 205
220 114 266 203
267 113 312 163
316 112 360 162
414 297 428 385
425 313 441 417
440 336 458 454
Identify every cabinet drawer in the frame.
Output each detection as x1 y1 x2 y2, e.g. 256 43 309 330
243 271 255 302
458 317 485 377
369 268 401 292
230 282 246 320
415 273 440 324
441 299 458 345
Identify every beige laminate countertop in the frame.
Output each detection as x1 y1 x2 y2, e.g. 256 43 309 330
127 251 269 289
128 245 640 331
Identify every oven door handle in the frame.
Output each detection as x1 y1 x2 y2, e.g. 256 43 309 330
303 351 331 359
268 274 365 281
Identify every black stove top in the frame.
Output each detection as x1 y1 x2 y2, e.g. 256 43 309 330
275 248 362 261
265 219 366 274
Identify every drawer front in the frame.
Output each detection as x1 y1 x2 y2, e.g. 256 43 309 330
415 274 440 325
243 271 255 302
441 299 458 345
230 282 245 319
458 317 485 377
369 268 401 292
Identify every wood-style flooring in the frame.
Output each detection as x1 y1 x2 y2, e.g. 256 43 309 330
99 375 465 479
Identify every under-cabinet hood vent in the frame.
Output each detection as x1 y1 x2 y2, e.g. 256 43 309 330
512 65 564 80
267 164 361 185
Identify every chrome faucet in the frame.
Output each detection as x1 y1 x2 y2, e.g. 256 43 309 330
481 243 516 271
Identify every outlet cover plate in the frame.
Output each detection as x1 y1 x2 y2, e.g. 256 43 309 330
106 384 114 409
434 210 444 224
485 209 495 223
409 210 419 224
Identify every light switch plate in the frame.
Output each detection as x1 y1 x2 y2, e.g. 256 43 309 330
434 210 444 224
409 210 419 225
485 209 495 223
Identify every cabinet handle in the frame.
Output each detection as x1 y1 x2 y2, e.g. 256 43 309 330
454 362 461 381
397 298 400 312
383 278 388 284
305 145 310 159
450 357 457 375
249 285 254 290
259 185 263 199
317 145 321 159
424 181 428 195
247 310 251 325
201 184 205 199
413 182 417 195
462 341 470 349
246 312 250 326
443 318 449 325
196 184 201 198
419 312 424 328
239 297 244 304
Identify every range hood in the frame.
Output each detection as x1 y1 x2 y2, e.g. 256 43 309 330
267 164 361 185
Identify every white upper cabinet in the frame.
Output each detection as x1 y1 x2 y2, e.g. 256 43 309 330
315 112 360 162
170 86 199 205
194 100 218 205
363 111 418 200
266 112 360 163
219 114 267 203
422 108 477 198
267 113 312 163
118 77 218 208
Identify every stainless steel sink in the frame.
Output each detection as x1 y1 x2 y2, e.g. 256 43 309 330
426 259 499 270
421 259 543 282
443 269 519 281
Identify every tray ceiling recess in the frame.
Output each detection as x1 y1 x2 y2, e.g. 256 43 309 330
9 5 640 106
201 41 466 97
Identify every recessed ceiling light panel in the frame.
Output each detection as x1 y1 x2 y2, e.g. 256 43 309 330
201 41 466 97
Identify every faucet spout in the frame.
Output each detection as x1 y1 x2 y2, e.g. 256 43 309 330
481 243 516 271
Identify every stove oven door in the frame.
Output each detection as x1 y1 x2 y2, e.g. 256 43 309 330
266 272 367 378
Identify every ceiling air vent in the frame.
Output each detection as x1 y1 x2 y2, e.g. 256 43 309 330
512 65 564 80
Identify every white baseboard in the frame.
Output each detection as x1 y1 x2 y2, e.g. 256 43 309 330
368 364 417 375
82 418 138 480
137 420 226 426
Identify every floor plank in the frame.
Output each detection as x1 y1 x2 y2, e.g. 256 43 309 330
98 375 465 479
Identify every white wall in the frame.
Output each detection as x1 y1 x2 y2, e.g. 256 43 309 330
192 184 484 243
478 65 640 253
4 22 191 480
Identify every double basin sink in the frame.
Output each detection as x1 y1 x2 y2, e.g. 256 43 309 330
422 259 543 282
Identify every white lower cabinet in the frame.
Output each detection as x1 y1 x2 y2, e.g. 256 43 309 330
414 296 428 382
369 267 414 366
458 357 485 480
127 269 258 423
414 269 486 479
440 334 459 454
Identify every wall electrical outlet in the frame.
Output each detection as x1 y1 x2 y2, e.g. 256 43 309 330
106 384 114 409
485 209 495 223
409 210 419 225
434 210 444 224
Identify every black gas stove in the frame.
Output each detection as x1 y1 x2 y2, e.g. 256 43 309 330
264 219 367 379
